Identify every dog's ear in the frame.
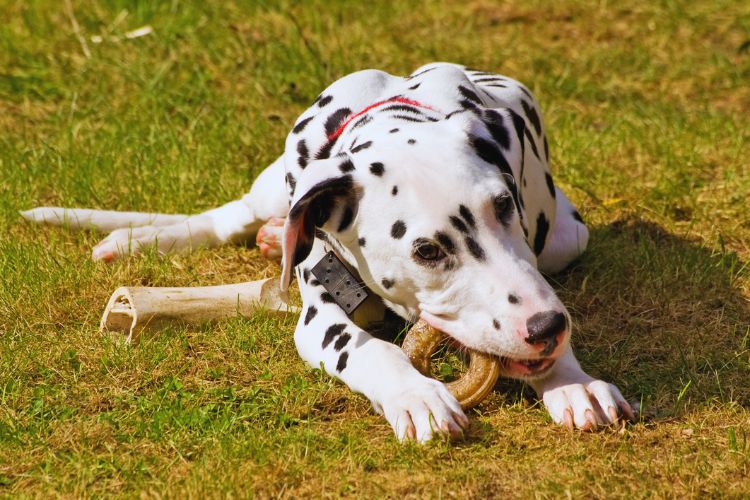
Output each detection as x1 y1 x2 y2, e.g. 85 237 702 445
280 156 361 291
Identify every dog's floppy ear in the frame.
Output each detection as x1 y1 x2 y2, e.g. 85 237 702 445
280 156 361 291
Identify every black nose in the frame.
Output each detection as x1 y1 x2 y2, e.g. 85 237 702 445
525 311 567 344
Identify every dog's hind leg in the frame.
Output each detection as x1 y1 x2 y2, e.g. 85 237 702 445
89 156 289 262
20 207 189 232
536 187 589 274
23 156 289 262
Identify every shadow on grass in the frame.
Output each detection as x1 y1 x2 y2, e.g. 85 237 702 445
487 217 749 428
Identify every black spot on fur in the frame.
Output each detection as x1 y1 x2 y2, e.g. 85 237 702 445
524 127 540 160
408 83 421 90
468 134 521 212
492 319 501 330
509 110 526 145
459 205 476 229
318 95 333 107
351 114 372 130
310 278 321 287
337 205 355 232
486 83 507 88
519 86 534 100
338 158 355 173
381 104 423 115
381 278 394 289
336 352 349 371
545 172 556 198
334 333 351 352
435 231 456 254
302 268 311 283
572 210 584 224
315 138 338 160
521 100 542 135
297 140 309 168
449 215 469 234
391 220 406 239
369 162 384 176
473 77 504 83
351 141 372 153
292 116 314 134
483 110 511 149
407 67 436 80
304 305 318 325
285 173 297 196
534 212 550 256
322 323 346 348
324 108 352 137
508 294 520 305
469 135 512 177
393 115 426 123
358 237 366 247
407 139 416 145
391 185 398 196
458 85 482 104
465 236 486 260
389 128 400 133
321 292 335 303
459 99 479 111
543 135 549 162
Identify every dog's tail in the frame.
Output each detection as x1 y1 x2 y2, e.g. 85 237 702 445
20 207 189 233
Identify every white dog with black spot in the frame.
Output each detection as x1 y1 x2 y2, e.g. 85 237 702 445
23 62 635 442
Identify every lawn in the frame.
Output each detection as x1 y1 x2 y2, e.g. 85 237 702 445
1 0 749 497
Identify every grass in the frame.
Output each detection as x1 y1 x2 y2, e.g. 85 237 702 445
1 0 749 496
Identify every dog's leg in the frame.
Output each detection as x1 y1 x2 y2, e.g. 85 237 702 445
20 208 189 232
527 345 635 430
536 187 589 274
89 156 289 262
294 252 468 443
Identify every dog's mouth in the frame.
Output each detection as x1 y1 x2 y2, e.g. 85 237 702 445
418 310 559 378
500 356 556 378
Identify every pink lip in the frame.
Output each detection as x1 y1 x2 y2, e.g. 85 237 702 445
419 311 451 331
502 357 556 377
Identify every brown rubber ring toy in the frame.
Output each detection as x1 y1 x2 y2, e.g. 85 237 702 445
402 320 502 409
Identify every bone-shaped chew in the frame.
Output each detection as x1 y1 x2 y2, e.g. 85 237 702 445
100 278 299 343
99 280 500 408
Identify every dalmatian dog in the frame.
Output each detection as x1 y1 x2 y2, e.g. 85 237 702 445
23 62 635 442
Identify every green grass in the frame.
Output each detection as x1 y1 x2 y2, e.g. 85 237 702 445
2 0 750 496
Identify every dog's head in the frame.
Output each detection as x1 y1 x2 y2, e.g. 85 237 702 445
281 108 569 379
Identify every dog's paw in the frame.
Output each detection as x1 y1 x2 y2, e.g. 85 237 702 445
256 217 284 260
542 379 636 431
92 226 160 262
379 377 468 443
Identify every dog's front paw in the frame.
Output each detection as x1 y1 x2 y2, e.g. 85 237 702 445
379 377 468 443
542 379 636 431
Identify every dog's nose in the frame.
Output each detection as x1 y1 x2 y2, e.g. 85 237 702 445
525 311 567 345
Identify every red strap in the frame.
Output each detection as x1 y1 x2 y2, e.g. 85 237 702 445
327 97 438 141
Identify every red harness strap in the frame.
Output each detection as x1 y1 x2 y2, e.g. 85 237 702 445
327 97 439 142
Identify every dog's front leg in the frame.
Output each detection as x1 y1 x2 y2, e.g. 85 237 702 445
294 273 468 443
527 345 636 430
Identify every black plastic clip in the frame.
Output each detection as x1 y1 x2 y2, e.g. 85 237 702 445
311 250 368 315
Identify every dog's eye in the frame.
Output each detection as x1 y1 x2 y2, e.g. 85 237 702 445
493 194 514 222
414 241 445 262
